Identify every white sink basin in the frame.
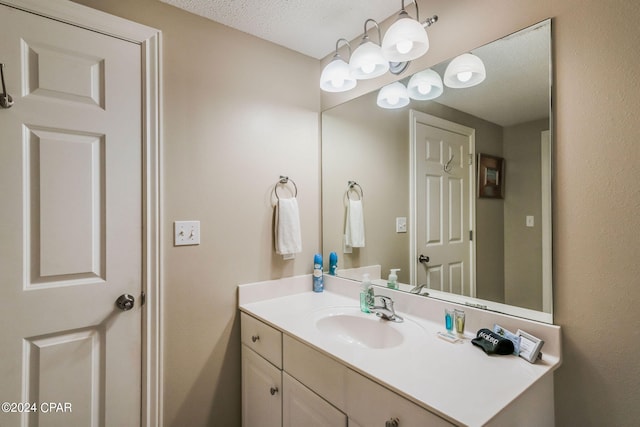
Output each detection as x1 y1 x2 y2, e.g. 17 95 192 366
313 307 424 350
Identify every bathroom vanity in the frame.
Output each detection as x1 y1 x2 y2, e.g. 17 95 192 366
238 275 561 427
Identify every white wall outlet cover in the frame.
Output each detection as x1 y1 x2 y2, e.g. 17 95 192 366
526 216 535 227
174 220 201 246
396 217 407 233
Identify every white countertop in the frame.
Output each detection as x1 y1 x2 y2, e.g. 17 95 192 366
238 274 561 426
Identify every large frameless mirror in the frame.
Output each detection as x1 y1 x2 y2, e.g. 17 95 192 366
322 20 553 323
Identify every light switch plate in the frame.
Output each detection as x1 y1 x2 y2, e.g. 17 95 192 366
174 220 201 246
396 217 407 233
526 216 535 227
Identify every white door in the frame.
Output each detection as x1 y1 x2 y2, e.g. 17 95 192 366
412 113 474 296
0 4 142 427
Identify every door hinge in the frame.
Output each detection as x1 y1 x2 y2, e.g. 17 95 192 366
468 153 473 165
140 291 146 306
469 230 473 241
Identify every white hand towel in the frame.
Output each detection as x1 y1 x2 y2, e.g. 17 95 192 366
345 199 365 248
275 197 302 255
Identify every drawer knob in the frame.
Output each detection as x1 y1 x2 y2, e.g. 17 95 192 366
251 335 260 343
270 386 278 396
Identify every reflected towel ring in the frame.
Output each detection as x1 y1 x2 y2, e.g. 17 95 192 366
346 181 364 201
275 175 298 200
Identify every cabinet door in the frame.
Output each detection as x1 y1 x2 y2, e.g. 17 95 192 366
283 372 347 427
242 345 282 427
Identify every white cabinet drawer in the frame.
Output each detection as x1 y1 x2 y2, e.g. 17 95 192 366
283 372 347 427
241 312 282 368
283 334 348 411
346 370 454 427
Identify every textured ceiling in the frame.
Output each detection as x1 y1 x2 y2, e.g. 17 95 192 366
159 0 404 59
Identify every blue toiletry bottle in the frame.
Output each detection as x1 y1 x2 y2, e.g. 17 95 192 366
313 253 324 292
329 252 338 275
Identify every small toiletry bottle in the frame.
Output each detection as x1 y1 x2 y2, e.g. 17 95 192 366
445 308 454 333
329 252 338 276
360 273 373 313
387 268 400 289
313 253 324 292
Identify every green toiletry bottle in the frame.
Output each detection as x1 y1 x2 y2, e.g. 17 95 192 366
360 273 373 313
387 269 400 290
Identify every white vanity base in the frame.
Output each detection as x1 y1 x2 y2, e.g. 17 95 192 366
238 274 561 427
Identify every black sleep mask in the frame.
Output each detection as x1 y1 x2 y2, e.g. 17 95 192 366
472 328 515 355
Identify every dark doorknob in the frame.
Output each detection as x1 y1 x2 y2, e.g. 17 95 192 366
116 294 135 311
418 254 430 263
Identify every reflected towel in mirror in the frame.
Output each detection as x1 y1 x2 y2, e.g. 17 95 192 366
345 199 365 247
275 197 302 256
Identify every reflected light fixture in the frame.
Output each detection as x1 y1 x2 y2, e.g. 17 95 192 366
407 68 443 100
443 53 486 88
381 0 436 63
320 38 357 92
377 82 410 109
349 19 389 80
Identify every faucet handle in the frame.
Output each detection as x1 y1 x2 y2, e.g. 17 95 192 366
370 294 403 323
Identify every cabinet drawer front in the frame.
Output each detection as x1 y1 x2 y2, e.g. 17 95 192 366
241 345 282 427
241 312 283 368
283 372 347 427
346 370 454 427
283 334 348 411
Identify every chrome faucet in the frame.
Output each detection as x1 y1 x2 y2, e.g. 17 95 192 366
410 283 430 296
369 294 403 323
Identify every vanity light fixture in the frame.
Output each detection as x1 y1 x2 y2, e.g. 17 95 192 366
443 53 486 88
376 81 410 109
349 19 389 80
320 2 439 92
407 68 443 100
320 38 357 93
381 0 436 63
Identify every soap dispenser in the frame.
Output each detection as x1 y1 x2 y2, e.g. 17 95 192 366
360 273 374 313
387 269 400 290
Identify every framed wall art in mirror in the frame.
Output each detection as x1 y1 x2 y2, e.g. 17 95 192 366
478 153 505 199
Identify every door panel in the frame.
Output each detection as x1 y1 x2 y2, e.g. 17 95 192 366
416 123 472 296
0 4 142 426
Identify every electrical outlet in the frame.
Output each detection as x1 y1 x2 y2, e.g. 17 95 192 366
396 217 407 233
526 216 535 228
174 221 201 246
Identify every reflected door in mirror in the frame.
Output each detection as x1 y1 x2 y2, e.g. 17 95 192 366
415 122 473 296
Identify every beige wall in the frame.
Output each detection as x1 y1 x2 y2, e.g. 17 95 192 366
73 0 320 425
503 119 548 311
322 90 411 282
74 0 640 426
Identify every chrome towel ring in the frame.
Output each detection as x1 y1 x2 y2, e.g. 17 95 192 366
346 181 363 201
275 175 298 200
